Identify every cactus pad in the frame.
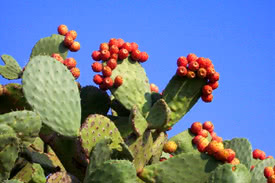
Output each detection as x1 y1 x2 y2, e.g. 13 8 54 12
80 86 111 123
251 158 275 183
208 163 251 183
86 160 137 183
130 106 148 136
80 114 124 158
162 76 206 127
22 55 81 137
139 152 221 183
146 99 171 130
46 172 81 183
110 56 152 115
0 55 22 80
150 132 167 164
30 34 68 59
223 138 252 169
111 116 134 139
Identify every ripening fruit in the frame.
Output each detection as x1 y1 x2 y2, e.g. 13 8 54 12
66 30 77 40
118 48 129 60
268 175 275 183
203 121 214 133
163 141 178 153
197 138 209 152
186 70 196 79
109 38 119 47
131 49 141 61
197 129 208 138
100 43 109 51
229 158 240 165
64 58 77 69
176 66 187 77
122 42 132 52
57 24 68 35
69 41 80 52
92 50 101 61
150 83 159 93
206 140 224 155
102 66 112 77
201 94 213 103
196 57 206 68
202 85 213 96
264 167 275 178
103 77 113 88
206 66 215 77
192 135 204 145
109 45 119 54
92 62 103 72
253 149 263 159
188 61 200 71
114 75 123 87
107 59 117 70
139 52 149 62
226 148 236 163
100 50 111 61
177 56 188 67
51 53 64 64
64 35 74 47
190 122 203 135
187 53 198 63
117 38 124 48
208 81 219 90
209 72 220 82
93 74 103 85
131 42 139 51
197 68 207 78
70 67 80 79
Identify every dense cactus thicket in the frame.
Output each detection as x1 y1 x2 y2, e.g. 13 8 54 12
0 25 274 183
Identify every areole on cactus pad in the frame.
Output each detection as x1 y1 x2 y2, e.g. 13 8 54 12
0 24 273 183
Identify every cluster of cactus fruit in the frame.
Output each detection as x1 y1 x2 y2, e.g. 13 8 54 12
0 24 273 183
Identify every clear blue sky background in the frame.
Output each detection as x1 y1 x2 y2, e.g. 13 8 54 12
1 1 274 156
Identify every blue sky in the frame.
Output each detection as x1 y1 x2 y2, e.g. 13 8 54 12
1 1 274 156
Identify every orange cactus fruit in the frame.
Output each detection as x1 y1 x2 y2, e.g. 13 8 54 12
197 137 209 153
264 167 275 178
163 141 178 153
229 158 240 165
206 140 224 155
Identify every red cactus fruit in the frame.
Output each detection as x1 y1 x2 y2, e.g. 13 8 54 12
176 66 187 77
139 52 149 62
209 72 220 82
267 156 274 159
203 121 214 133
186 70 196 79
92 62 103 72
131 49 141 61
202 85 213 96
206 140 224 155
64 35 74 47
214 149 230 162
204 58 213 68
57 24 68 36
197 129 208 138
64 58 77 69
226 149 236 163
107 59 117 70
196 57 206 68
66 30 77 40
109 45 119 54
102 66 112 77
114 75 123 87
93 74 103 85
69 41 80 52
206 66 215 77
191 135 203 144
131 42 139 51
260 151 266 160
197 68 207 78
100 43 109 51
70 67 80 79
187 53 198 63
51 53 64 64
267 175 275 183
163 141 178 153
201 94 213 103
100 50 111 61
122 42 132 52
253 149 263 159
92 50 101 61
150 83 159 93
99 83 108 91
229 158 240 165
188 61 200 71
117 38 124 48
103 77 113 88
109 38 118 47
110 53 118 60
118 48 129 60
177 56 188 67
264 167 275 178
212 136 223 143
208 81 219 90
190 122 203 135
197 138 209 152
210 132 217 138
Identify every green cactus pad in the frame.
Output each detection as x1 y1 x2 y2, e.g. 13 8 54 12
110 97 130 117
139 152 221 183
83 139 112 183
0 124 19 181
80 86 111 123
251 158 275 183
111 141 134 161
110 116 134 139
130 106 148 136
162 76 206 127
127 130 154 172
146 99 171 130
169 129 211 155
0 111 42 145
151 92 162 106
0 83 31 114
46 172 81 183
150 132 168 164
22 55 81 137
80 114 124 158
208 164 251 183
87 160 137 183
0 55 22 80
110 56 152 115
3 180 24 183
30 34 68 59
223 138 252 169
12 163 46 183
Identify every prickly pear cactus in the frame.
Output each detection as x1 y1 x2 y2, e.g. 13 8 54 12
1 26 272 183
